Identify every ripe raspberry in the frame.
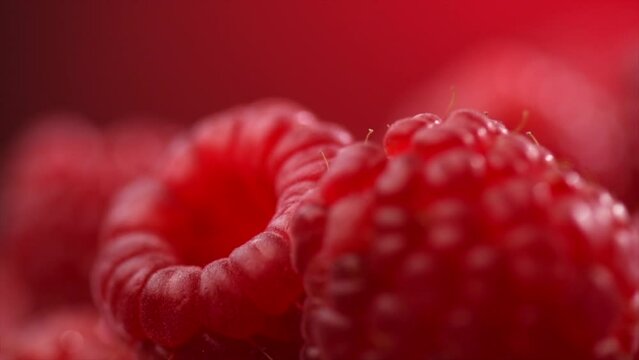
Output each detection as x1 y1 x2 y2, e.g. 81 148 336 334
0 307 135 360
292 110 639 360
0 115 177 309
394 43 631 208
0 116 108 308
92 100 352 355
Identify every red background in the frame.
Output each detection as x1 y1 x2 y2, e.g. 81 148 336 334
1 0 637 147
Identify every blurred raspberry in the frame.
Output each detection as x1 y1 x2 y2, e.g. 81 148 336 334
394 43 634 208
0 114 178 310
0 307 135 360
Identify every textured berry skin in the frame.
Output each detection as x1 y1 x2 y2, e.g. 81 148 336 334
0 115 177 309
92 100 352 355
395 43 632 208
292 110 639 360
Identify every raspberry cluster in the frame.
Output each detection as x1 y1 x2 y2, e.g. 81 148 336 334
292 110 639 360
2 100 638 360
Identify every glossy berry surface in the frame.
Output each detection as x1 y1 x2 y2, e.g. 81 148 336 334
92 100 352 356
292 110 639 360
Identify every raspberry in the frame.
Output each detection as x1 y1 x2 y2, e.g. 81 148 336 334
0 115 177 309
0 307 135 360
395 43 632 208
0 116 107 308
292 110 639 360
92 100 352 354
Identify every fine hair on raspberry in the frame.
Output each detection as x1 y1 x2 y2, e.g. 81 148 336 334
292 109 639 360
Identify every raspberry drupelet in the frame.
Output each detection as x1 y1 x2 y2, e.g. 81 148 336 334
292 110 639 360
92 100 352 358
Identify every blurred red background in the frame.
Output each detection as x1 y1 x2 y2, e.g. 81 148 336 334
1 0 636 150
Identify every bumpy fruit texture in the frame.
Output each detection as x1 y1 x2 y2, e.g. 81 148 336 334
92 100 352 356
0 307 135 360
0 115 178 309
394 43 633 209
293 110 639 360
